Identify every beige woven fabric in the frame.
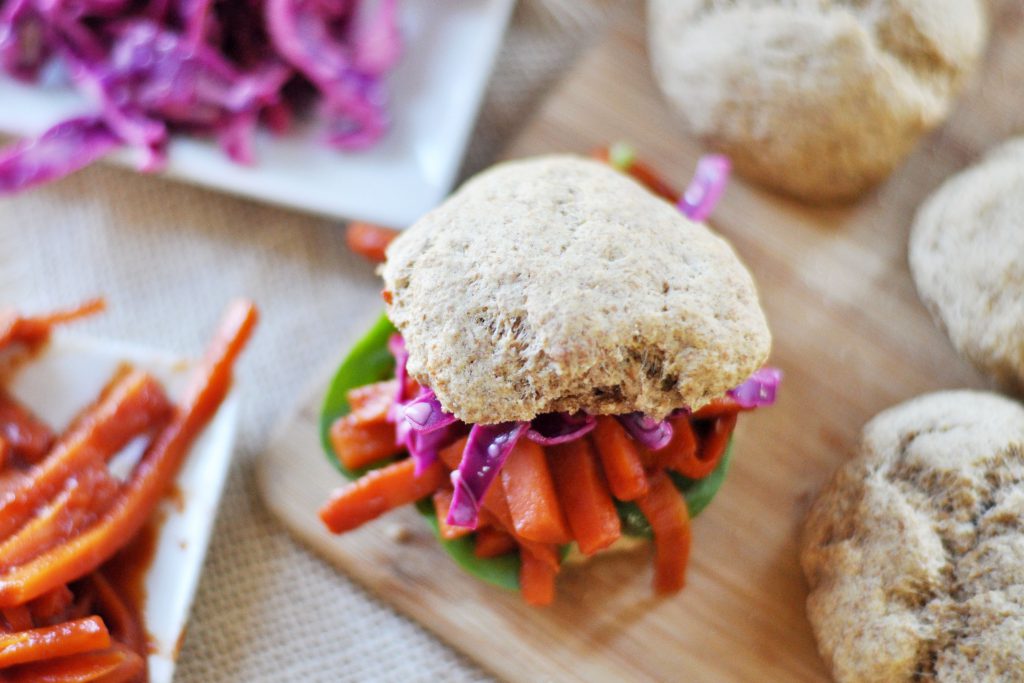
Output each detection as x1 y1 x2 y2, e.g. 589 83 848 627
0 2 611 680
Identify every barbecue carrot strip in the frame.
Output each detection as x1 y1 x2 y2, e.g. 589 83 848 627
0 299 106 351
329 415 402 471
654 416 699 475
438 436 468 470
0 370 171 543
635 472 692 594
519 546 557 606
591 147 678 202
473 528 517 558
0 301 257 607
694 413 737 473
1 606 32 633
6 643 145 683
0 616 110 668
0 466 120 571
27 586 74 626
432 488 471 540
320 458 445 534
0 392 55 464
692 396 743 420
0 436 9 471
89 574 144 658
591 418 649 501
547 440 621 555
501 440 572 544
345 222 400 263
345 380 398 417
479 492 560 571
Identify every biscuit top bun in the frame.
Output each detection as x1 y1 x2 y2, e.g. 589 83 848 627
381 155 771 425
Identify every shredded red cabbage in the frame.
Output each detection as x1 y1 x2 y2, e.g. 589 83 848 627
526 412 596 446
0 0 402 192
678 154 731 222
616 412 674 451
448 422 528 529
728 366 782 409
402 389 456 434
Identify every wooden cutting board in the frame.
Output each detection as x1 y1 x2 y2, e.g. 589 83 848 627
259 4 1023 681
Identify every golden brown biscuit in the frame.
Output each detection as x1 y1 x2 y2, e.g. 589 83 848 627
647 0 988 203
910 138 1024 395
381 155 771 424
802 390 1024 682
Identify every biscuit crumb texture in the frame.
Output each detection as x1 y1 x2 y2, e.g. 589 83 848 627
382 155 771 424
648 0 987 203
910 138 1024 396
802 390 1024 682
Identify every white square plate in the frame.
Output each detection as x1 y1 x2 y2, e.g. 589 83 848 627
0 0 515 228
6 334 240 683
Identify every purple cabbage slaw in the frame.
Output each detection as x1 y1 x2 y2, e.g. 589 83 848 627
0 0 402 193
384 336 782 530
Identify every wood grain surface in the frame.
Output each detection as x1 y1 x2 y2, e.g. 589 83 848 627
258 4 1022 681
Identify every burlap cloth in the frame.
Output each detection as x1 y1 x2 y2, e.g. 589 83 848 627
0 2 619 680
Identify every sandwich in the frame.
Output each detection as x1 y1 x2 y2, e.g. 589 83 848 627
318 153 777 605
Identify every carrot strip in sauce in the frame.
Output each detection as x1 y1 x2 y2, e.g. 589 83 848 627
438 436 468 470
27 586 74 627
591 417 649 501
473 528 517 559
5 643 144 682
479 492 560 572
547 439 621 555
0 370 171 543
692 396 743 420
0 300 257 607
320 458 445 534
635 472 692 594
345 380 398 417
1 606 32 633
0 300 106 351
0 466 120 571
519 546 557 607
0 392 55 464
432 488 471 541
692 413 737 476
328 415 402 471
0 616 110 668
345 222 400 263
652 416 698 474
88 574 145 660
500 439 572 544
591 147 679 202
0 436 9 472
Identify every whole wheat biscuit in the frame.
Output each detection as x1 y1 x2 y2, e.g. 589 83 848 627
647 0 988 203
381 155 771 425
910 138 1024 396
801 390 1024 683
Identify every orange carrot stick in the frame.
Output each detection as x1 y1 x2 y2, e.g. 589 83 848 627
1 606 32 633
0 301 257 607
675 413 738 480
0 299 106 351
345 222 400 263
479 492 560 572
473 528 517 559
0 392 55 464
0 466 120 571
591 147 679 202
329 415 402 471
0 616 110 668
345 380 398 417
547 440 621 555
653 416 698 475
635 472 692 594
519 546 557 606
88 574 145 659
0 370 171 543
591 418 649 501
692 396 743 420
6 643 144 682
438 436 468 470
432 488 471 540
0 436 9 472
500 440 572 545
27 586 74 627
320 458 445 534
